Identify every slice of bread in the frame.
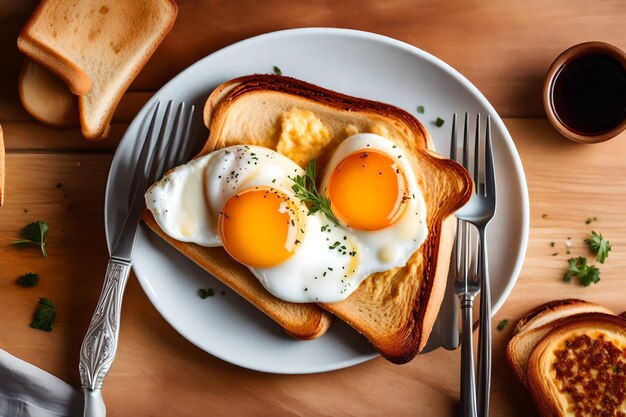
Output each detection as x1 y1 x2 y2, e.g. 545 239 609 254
195 74 472 362
18 59 78 128
0 124 4 207
526 313 626 417
18 0 177 139
506 299 615 385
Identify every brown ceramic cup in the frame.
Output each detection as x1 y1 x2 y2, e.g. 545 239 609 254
543 41 626 144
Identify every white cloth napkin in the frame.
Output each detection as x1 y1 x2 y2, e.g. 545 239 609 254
0 349 82 417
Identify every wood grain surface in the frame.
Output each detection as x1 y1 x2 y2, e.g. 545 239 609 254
1 1 625 416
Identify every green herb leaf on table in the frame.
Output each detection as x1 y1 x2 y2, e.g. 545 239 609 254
12 221 49 257
30 298 56 331
564 256 600 286
289 160 339 225
198 288 215 299
585 231 611 264
433 117 445 128
273 66 282 76
417 105 425 114
497 319 509 331
16 273 39 288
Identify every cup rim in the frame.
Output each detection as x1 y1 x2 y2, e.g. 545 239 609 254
542 41 626 144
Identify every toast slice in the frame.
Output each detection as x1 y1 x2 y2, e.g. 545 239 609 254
0 124 4 207
196 74 472 362
19 59 78 128
18 0 177 139
506 299 615 385
526 313 626 417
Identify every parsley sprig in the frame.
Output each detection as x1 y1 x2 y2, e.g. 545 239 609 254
564 256 600 286
30 298 56 331
585 231 611 264
289 160 339 225
12 221 48 257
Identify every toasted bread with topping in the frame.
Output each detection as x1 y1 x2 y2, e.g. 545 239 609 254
506 299 615 385
147 74 471 360
18 0 177 139
527 313 626 417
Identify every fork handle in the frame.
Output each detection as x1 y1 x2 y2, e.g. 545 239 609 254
477 229 492 417
79 258 132 415
460 294 478 417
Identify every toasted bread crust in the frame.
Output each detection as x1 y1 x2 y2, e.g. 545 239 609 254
526 313 626 417
202 75 472 363
514 299 614 335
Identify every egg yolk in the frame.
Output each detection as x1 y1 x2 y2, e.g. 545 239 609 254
219 187 300 268
327 150 406 231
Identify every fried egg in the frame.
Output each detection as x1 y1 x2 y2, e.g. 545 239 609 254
321 133 428 275
145 135 428 303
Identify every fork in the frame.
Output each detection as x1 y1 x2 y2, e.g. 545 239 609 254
454 217 480 417
79 101 196 417
455 113 496 417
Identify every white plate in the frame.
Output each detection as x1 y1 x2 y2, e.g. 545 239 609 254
105 28 529 374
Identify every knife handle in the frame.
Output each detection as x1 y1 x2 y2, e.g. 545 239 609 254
79 258 131 395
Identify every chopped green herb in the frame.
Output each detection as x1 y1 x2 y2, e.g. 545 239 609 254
433 117 445 128
12 221 49 257
289 160 339 225
585 231 611 264
564 256 600 286
198 288 215 299
585 216 598 225
496 319 509 331
321 224 329 232
417 105 425 114
16 273 39 288
30 298 56 331
273 66 282 75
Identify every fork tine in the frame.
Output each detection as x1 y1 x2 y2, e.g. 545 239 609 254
161 102 186 172
450 113 457 161
127 102 160 206
484 116 495 197
180 105 197 161
474 114 481 195
128 102 161 205
149 101 174 182
462 113 470 170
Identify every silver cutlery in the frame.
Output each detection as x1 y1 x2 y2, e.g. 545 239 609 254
455 113 496 417
453 217 479 417
79 101 196 417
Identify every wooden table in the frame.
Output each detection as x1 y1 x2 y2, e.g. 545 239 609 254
1 1 625 416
